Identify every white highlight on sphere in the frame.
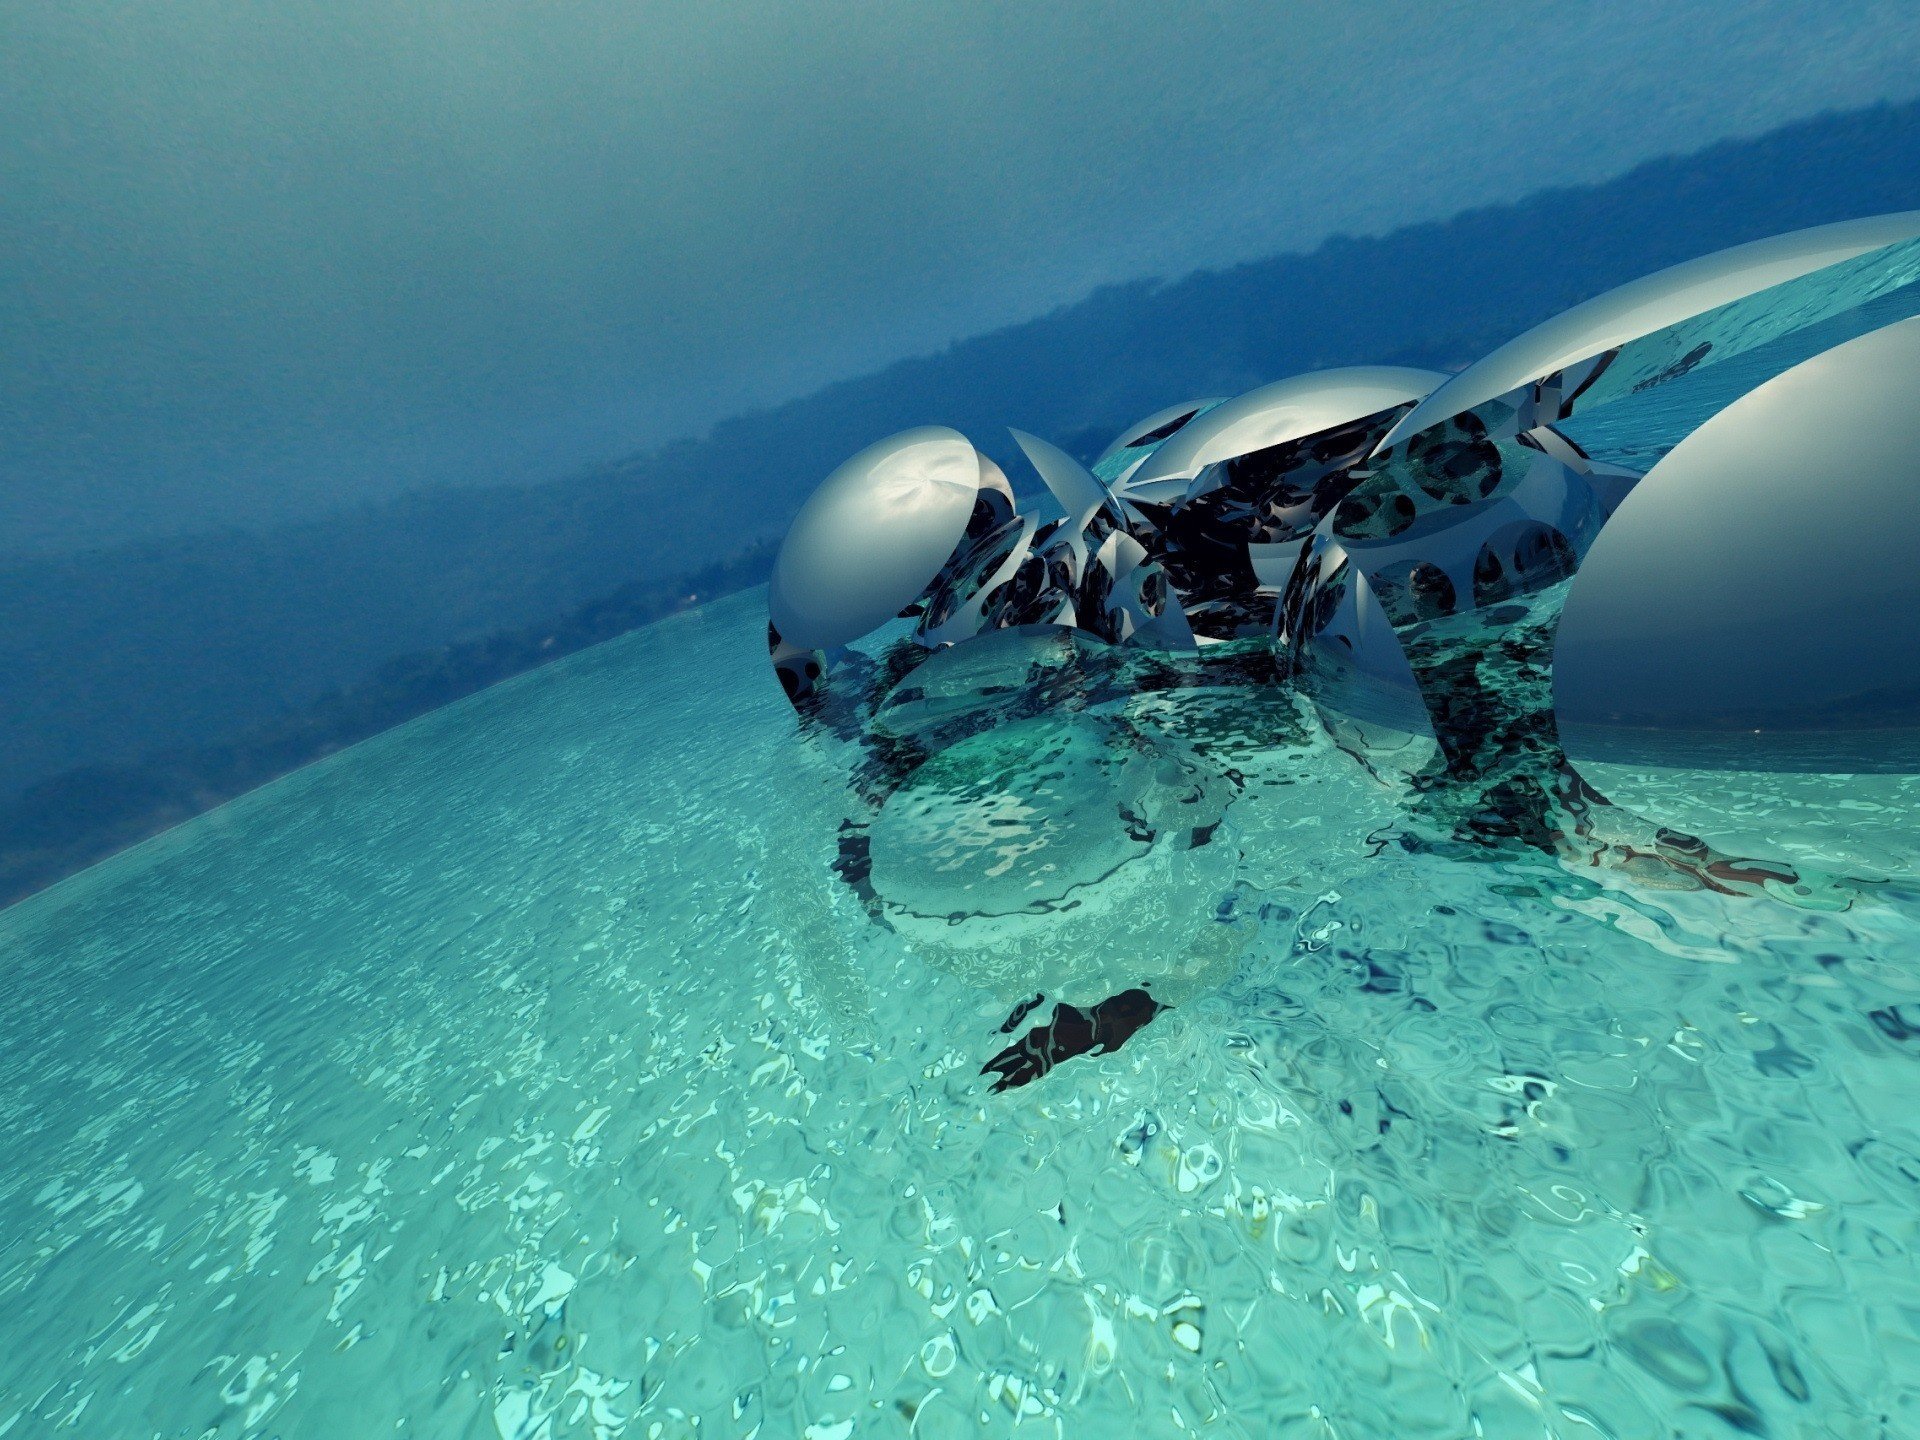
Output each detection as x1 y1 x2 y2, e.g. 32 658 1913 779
769 426 981 650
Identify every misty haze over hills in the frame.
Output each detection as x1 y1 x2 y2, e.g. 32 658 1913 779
7 97 1920 903
13 2 1916 556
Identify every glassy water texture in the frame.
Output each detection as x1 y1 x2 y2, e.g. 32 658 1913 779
4 590 1920 1439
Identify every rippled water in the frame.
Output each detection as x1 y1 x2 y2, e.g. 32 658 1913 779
4 589 1920 1438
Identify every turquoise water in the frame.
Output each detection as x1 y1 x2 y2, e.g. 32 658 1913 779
5 589 1920 1438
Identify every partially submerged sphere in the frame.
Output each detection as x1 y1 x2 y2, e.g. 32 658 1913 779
1283 215 1920 765
1555 315 1920 874
1326 210 1920 639
769 421 1199 707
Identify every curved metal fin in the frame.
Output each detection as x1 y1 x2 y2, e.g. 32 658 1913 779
1011 428 1113 520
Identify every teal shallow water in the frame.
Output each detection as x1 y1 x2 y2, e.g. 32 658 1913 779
5 590 1920 1438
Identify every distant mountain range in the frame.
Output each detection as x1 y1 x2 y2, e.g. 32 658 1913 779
0 542 777 906
7 97 1920 904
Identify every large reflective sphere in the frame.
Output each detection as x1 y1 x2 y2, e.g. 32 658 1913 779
1377 210 1920 451
768 426 981 650
1556 315 1920 872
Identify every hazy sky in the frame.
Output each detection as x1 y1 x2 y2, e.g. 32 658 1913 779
6 0 1920 553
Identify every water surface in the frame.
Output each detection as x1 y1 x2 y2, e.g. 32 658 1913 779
3 590 1918 1438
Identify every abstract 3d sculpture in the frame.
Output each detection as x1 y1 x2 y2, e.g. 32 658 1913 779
766 213 1920 1016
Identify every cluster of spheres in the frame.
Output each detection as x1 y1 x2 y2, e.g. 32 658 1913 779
768 213 1920 920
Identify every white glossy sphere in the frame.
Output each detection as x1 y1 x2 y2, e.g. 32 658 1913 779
1556 316 1920 872
769 426 981 649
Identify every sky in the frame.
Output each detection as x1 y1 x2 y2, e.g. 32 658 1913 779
6 0 1920 555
